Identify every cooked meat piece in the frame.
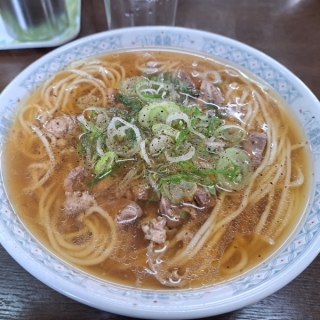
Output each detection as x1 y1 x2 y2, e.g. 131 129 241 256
45 114 77 138
242 132 267 169
63 166 86 192
159 195 184 228
142 217 167 244
194 188 207 207
207 196 217 208
199 80 224 105
131 179 153 201
64 191 96 215
116 202 143 224
176 68 195 87
160 192 215 227
193 187 216 208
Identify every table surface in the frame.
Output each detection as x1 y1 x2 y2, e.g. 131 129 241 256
0 1 319 319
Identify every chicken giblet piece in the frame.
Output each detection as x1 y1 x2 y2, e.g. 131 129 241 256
242 132 267 169
64 191 96 215
63 166 86 192
45 114 77 139
142 217 167 244
116 202 143 224
199 80 224 105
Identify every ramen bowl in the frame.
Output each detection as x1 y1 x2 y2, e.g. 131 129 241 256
0 27 319 319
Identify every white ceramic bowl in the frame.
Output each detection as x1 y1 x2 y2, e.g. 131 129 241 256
0 27 319 319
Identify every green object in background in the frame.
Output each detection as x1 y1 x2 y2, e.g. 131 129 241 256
0 0 69 42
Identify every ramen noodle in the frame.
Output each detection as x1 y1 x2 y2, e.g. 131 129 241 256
3 49 310 289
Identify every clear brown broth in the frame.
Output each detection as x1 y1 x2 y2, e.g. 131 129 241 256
2 49 311 289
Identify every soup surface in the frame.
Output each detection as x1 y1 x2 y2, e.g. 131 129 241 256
3 49 310 289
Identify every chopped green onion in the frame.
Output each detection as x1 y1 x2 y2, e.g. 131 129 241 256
215 147 253 191
94 151 117 175
214 124 246 144
161 180 197 204
138 101 181 128
116 94 142 112
152 123 179 139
